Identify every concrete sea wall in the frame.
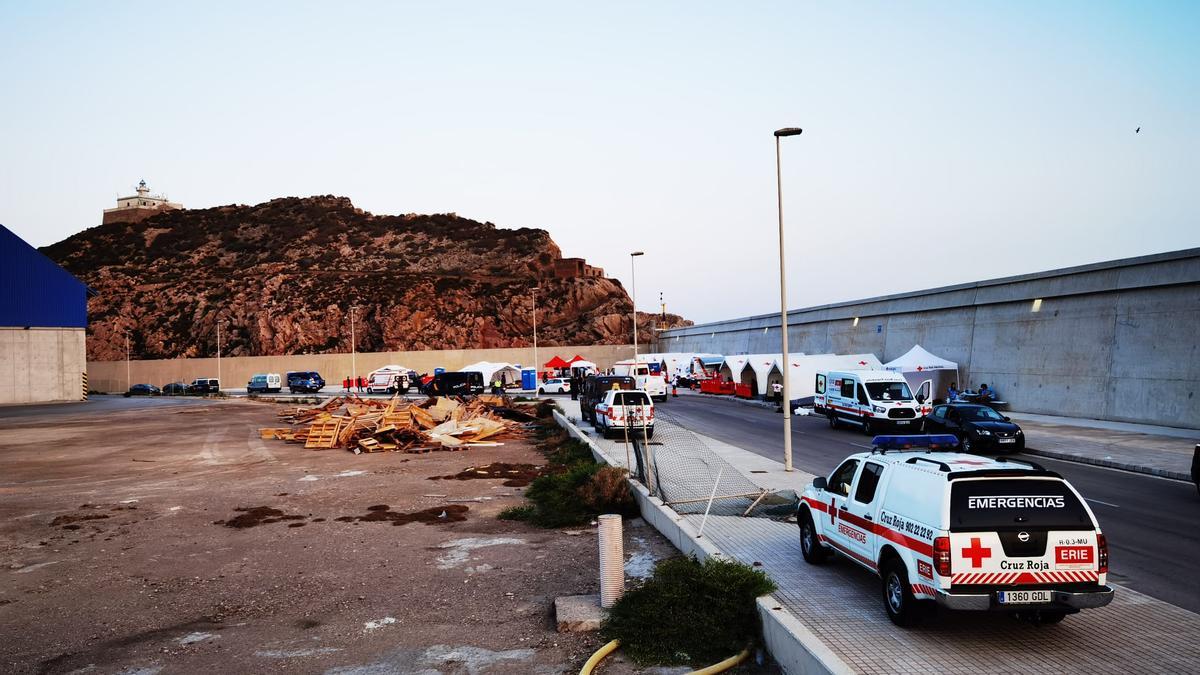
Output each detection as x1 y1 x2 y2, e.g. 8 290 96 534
86 343 636 393
657 249 1200 429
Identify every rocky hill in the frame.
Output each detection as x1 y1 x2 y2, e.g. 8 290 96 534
42 196 690 361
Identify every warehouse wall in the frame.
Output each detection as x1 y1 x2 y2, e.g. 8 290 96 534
658 249 1200 429
0 328 87 404
85 343 637 394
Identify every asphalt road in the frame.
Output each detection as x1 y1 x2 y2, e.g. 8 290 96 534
656 393 1200 615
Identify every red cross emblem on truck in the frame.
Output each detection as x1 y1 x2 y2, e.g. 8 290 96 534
962 537 992 568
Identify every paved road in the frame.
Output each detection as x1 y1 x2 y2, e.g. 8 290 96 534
0 395 215 420
656 393 1200 614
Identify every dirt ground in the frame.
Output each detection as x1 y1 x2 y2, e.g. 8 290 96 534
0 397 697 675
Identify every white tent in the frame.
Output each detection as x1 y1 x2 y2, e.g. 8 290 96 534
718 355 750 382
782 353 883 399
736 353 807 395
883 345 959 401
459 361 521 385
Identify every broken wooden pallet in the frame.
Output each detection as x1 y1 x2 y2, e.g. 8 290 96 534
305 419 342 449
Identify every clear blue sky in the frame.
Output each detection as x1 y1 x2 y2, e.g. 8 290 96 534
2 1 1196 324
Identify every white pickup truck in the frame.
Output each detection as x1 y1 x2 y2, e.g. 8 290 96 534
797 434 1112 627
592 389 655 439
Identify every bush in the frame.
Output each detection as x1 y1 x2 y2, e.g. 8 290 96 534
498 505 535 521
602 556 776 667
578 466 638 518
546 438 594 467
522 462 600 527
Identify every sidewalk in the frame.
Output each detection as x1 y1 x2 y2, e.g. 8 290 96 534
555 398 1200 675
1009 412 1198 481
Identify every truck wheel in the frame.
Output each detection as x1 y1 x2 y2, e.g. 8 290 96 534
882 559 923 627
961 436 974 454
537 388 544 395
799 511 828 564
863 419 874 436
828 413 839 429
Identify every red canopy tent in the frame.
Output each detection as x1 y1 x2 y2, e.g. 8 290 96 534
566 355 586 364
544 355 570 369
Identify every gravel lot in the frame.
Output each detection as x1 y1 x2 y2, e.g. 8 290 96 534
0 397 682 674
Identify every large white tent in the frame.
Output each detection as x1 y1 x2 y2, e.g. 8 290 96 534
718 355 750 383
458 361 521 385
781 353 883 399
883 344 960 401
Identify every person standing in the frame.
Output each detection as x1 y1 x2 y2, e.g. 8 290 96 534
343 376 350 393
948 382 960 402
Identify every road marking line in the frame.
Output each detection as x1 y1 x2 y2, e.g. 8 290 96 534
1085 498 1120 508
1019 453 1193 484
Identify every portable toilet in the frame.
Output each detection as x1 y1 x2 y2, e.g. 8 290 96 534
521 368 536 391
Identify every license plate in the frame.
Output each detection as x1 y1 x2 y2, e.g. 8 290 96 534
999 438 1016 444
895 420 910 425
998 590 1052 604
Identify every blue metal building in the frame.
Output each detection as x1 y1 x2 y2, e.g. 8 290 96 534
0 223 90 404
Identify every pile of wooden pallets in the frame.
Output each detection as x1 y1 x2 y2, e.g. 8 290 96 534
259 394 538 454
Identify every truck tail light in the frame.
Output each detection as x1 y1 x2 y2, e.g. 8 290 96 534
933 536 952 577
1097 533 1108 574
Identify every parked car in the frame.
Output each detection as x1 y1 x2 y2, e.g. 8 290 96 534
593 389 655 439
537 378 571 395
921 403 1024 454
161 382 188 396
187 378 220 394
422 371 484 397
798 435 1112 626
286 371 325 394
817 370 930 435
578 375 636 424
1192 445 1199 498
247 373 283 393
124 383 161 397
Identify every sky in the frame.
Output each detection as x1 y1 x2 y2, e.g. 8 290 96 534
1 1 1197 325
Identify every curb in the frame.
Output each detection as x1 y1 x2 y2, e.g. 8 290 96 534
1023 446 1191 482
552 409 849 675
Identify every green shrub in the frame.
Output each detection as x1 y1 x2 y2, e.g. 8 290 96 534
546 438 594 467
523 462 599 527
498 505 535 521
578 466 639 518
602 556 776 666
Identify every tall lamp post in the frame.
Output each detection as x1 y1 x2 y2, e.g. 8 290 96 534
125 332 131 392
531 287 540 380
630 251 644 362
216 318 226 392
349 305 359 383
775 126 802 472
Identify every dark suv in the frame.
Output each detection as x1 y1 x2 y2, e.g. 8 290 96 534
921 403 1024 453
422 371 484 397
286 371 325 394
578 375 636 424
187 378 220 394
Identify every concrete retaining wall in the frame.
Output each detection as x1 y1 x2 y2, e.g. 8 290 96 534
0 327 86 404
659 249 1200 429
85 343 636 393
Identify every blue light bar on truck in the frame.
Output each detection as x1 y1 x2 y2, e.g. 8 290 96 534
870 434 960 451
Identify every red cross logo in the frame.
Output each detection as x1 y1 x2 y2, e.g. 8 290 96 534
858 360 867 366
962 537 992 568
953 459 991 466
916 365 925 372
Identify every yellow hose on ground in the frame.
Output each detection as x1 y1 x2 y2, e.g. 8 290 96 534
579 639 620 675
687 647 751 675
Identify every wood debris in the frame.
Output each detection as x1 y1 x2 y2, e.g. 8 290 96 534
259 394 539 455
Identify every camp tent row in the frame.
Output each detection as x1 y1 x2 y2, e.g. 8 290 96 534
458 361 522 385
712 346 958 401
638 352 723 380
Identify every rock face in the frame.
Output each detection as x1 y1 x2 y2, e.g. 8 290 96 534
41 196 691 361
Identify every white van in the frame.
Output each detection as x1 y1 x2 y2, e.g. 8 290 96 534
247 373 281 393
367 369 410 394
612 360 668 402
818 370 931 435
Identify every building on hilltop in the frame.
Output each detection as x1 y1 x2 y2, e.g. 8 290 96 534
0 224 90 404
102 180 183 224
554 257 605 279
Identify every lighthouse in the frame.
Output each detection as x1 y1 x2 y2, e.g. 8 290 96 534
102 179 183 224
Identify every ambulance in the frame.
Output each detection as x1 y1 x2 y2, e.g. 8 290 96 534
815 370 931 434
612 360 668 402
797 435 1113 626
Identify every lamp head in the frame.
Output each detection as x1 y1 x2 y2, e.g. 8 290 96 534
774 127 803 137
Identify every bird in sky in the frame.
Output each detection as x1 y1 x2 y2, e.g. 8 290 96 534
1136 126 1141 133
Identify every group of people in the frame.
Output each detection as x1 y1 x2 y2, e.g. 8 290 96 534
947 382 996 403
342 375 366 393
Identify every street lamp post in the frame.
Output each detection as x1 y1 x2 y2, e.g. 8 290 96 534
775 126 802 472
630 251 644 362
350 305 359 383
216 318 225 392
125 333 131 392
532 287 540 381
